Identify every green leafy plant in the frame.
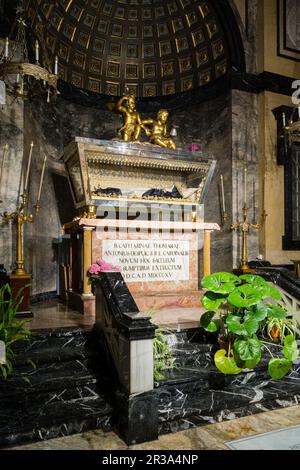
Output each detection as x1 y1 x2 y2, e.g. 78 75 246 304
262 316 300 342
153 328 175 381
0 283 33 380
200 272 299 379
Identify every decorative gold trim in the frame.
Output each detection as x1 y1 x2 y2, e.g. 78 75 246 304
79 204 97 219
92 194 198 205
86 151 209 173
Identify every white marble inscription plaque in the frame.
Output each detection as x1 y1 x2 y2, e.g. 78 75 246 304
102 239 190 282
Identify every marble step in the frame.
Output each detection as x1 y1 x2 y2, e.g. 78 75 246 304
0 395 113 448
0 358 107 399
168 329 281 370
170 343 215 368
157 368 300 433
0 383 106 410
12 327 105 368
14 344 97 367
156 352 283 390
158 395 300 436
13 327 93 355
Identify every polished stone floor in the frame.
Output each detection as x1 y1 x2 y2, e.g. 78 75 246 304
149 306 202 329
8 405 300 450
28 300 94 330
27 299 202 330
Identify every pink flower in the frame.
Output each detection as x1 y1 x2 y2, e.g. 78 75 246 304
96 259 113 269
90 259 122 273
89 263 101 274
189 144 201 151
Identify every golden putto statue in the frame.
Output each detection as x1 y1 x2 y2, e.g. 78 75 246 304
143 109 176 150
111 93 176 150
115 94 144 142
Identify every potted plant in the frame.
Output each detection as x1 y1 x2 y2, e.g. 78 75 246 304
0 283 33 380
262 316 300 342
200 272 299 379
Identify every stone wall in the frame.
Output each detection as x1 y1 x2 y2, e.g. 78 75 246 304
22 96 121 294
171 92 233 273
232 90 260 267
0 94 24 274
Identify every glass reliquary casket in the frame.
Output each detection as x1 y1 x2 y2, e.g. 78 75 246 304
61 137 216 220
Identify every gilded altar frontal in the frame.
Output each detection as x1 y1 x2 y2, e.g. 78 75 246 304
0 0 300 454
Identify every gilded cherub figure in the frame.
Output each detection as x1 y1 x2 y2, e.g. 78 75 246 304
142 109 176 150
115 94 144 142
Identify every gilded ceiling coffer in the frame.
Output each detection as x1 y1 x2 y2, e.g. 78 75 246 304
25 0 229 98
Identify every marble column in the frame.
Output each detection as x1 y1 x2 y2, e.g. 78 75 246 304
203 230 211 276
0 91 24 273
231 90 260 268
82 227 93 296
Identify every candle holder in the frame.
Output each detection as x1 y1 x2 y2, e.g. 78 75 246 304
1 193 41 317
261 209 268 225
221 211 228 226
219 174 227 228
0 146 47 316
0 144 8 204
1 193 39 275
34 202 41 215
230 204 260 274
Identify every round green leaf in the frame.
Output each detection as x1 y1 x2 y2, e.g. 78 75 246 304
283 335 299 361
257 284 282 301
225 313 259 338
201 291 225 310
226 314 247 335
234 337 261 361
233 349 246 368
201 272 240 294
214 349 243 375
228 284 264 308
245 350 262 369
266 305 287 319
239 274 267 286
200 311 219 333
243 315 260 335
251 302 271 321
268 358 292 380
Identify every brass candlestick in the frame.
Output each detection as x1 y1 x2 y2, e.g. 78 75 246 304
261 209 268 225
1 192 39 275
230 204 260 274
222 211 228 226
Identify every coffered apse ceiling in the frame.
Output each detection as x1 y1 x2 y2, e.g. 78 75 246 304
25 0 232 98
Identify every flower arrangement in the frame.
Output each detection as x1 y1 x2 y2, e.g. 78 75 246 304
88 259 121 275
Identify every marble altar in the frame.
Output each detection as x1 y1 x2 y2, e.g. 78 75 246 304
61 138 219 316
